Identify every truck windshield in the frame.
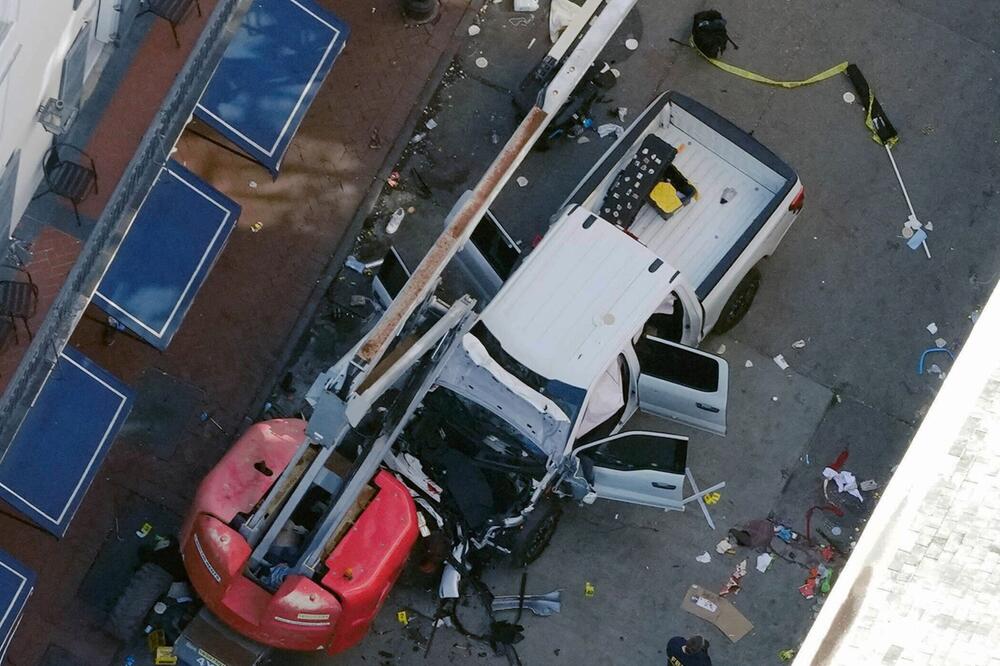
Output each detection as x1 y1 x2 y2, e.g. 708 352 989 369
470 321 585 423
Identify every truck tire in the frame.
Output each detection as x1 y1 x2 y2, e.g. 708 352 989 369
106 562 173 642
509 499 563 568
713 266 761 334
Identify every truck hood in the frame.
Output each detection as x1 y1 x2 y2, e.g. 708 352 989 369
434 333 574 460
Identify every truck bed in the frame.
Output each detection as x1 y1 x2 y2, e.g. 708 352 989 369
567 92 796 299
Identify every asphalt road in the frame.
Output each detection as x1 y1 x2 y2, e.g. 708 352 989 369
280 1 1000 664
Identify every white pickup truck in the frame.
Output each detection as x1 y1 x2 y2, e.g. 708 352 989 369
355 90 805 564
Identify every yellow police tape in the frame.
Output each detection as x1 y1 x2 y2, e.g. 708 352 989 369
864 90 898 147
690 39 849 89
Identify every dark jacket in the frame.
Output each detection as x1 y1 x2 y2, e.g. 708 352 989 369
667 637 712 666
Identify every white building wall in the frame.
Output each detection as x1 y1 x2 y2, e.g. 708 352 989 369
0 0 118 238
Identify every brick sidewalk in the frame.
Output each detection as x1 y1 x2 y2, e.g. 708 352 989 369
1 1 473 664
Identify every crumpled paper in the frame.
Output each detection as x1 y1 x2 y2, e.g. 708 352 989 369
822 467 863 502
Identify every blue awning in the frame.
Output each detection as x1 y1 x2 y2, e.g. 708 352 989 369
194 0 349 175
0 550 33 661
0 347 133 537
93 160 240 350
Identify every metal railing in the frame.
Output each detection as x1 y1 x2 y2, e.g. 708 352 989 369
0 0 253 453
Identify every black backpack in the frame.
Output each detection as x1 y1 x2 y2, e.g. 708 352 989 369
692 10 731 58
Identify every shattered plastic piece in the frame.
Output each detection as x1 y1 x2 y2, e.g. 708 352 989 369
744 360 753 368
716 343 726 355
925 221 934 231
928 364 941 375
584 582 595 597
386 207 405 234
720 187 737 204
842 91 855 104
410 132 426 144
577 136 590 144
514 0 539 10
468 24 481 36
345 255 366 274
791 339 806 349
935 337 947 348
250 222 263 233
397 610 409 625
625 37 639 51
779 648 796 661
516 176 529 187
906 228 928 250
425 118 438 130
772 396 779 402
775 526 795 543
716 538 735 554
387 170 400 187
475 57 489 69
528 37 536 49
696 552 712 564
617 106 628 122
926 322 938 335
248 180 258 189
597 123 624 138
755 553 773 573
773 354 789 370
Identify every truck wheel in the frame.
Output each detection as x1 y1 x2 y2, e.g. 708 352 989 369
509 499 562 568
106 562 173 642
713 266 761 334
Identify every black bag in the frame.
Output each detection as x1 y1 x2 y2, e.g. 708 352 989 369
692 10 730 58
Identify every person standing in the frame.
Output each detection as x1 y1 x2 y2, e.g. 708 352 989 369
667 635 712 665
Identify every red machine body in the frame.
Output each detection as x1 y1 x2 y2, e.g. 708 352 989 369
180 419 418 654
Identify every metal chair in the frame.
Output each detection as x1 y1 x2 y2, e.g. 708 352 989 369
0 264 39 344
31 143 98 226
138 0 203 48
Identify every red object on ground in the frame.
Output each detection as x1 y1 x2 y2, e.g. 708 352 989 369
829 449 849 472
182 419 418 653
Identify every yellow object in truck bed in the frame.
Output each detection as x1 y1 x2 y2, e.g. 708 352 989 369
649 182 684 216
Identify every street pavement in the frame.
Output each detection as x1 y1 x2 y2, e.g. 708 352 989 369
274 0 1000 664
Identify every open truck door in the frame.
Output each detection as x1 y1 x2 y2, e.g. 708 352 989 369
634 335 729 435
576 431 688 510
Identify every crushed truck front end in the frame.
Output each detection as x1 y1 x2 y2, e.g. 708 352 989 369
180 419 418 654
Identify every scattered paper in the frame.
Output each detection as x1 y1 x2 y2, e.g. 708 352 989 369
694 596 718 613
935 337 947 348
696 552 712 564
716 538 734 554
755 553 773 573
475 57 489 68
617 107 628 122
597 123 624 139
744 360 754 368
791 339 806 349
577 136 590 144
926 322 938 335
717 344 727 355
513 0 539 10
925 221 934 231
425 118 438 130
860 479 878 492
822 467 863 502
773 354 789 370
516 176 529 187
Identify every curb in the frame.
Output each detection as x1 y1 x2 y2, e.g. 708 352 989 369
241 0 485 428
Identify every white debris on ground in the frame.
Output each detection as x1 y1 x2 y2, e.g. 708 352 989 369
773 354 789 370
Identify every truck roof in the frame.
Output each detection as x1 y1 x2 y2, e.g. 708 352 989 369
479 206 676 390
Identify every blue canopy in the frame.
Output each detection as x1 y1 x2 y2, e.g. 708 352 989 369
0 347 133 537
0 550 33 661
93 160 240 350
194 0 349 174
